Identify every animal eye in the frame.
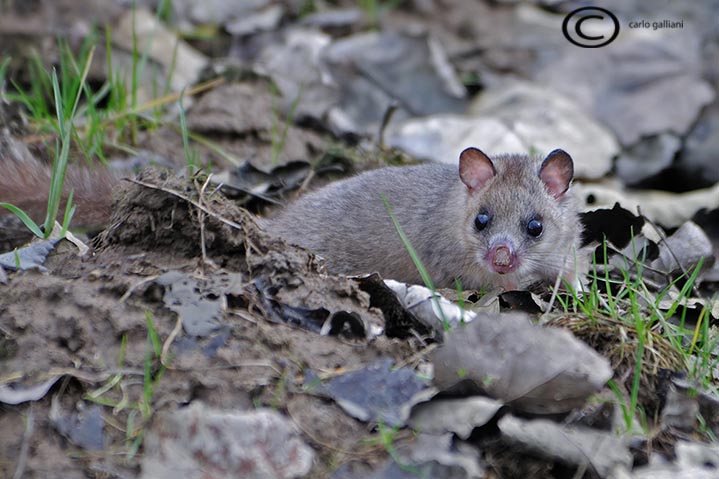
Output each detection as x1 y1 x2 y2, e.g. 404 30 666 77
527 218 543 237
475 213 491 231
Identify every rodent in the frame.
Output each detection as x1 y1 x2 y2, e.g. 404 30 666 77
266 147 585 291
0 149 585 292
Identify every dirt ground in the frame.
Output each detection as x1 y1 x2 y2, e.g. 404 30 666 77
1 169 428 478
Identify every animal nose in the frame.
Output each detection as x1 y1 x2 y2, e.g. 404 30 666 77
489 244 518 274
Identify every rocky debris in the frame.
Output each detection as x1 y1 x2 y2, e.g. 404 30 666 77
498 415 632 477
432 312 613 414
537 31 714 147
615 134 681 186
141 402 314 479
308 359 436 428
388 114 524 165
470 81 618 179
679 101 719 187
408 396 505 439
114 8 208 99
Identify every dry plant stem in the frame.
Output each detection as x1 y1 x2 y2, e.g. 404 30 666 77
244 236 264 257
0 322 13 338
160 316 183 368
1 367 142 386
12 407 34 479
196 174 214 266
20 77 226 146
198 170 280 204
118 275 160 304
206 181 224 199
544 266 564 315
572 462 588 479
311 363 377 381
101 414 128 434
543 243 574 315
639 208 706 300
407 327 433 347
231 309 258 324
378 100 399 148
297 168 315 195
125 178 245 231
125 176 272 276
618 367 632 389
178 360 281 374
551 314 683 373
105 76 225 126
394 343 437 369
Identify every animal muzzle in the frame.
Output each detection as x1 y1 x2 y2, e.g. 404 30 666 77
488 244 518 274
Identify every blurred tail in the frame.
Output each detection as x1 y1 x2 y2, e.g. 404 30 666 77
0 157 117 231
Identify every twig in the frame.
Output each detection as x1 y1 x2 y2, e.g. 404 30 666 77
638 207 705 300
197 173 213 265
544 243 577 315
13 406 34 479
125 177 246 232
160 316 182 368
118 275 160 304
297 168 315 195
394 343 437 369
378 100 399 148
104 76 225 126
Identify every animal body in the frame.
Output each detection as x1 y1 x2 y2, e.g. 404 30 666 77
266 147 585 291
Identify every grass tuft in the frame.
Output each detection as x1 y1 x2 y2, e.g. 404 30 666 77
84 311 166 459
553 233 714 435
0 49 91 239
0 4 225 240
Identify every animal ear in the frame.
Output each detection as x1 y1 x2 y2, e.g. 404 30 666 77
459 147 496 191
539 149 574 198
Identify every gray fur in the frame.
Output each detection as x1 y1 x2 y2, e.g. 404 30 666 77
265 153 584 290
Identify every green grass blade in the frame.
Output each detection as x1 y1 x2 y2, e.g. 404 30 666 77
271 86 304 165
0 203 44 238
69 46 95 122
145 311 162 356
44 73 71 236
61 189 76 235
43 47 94 236
52 69 66 137
177 89 196 174
0 57 11 94
381 194 451 329
163 38 179 98
381 194 435 290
